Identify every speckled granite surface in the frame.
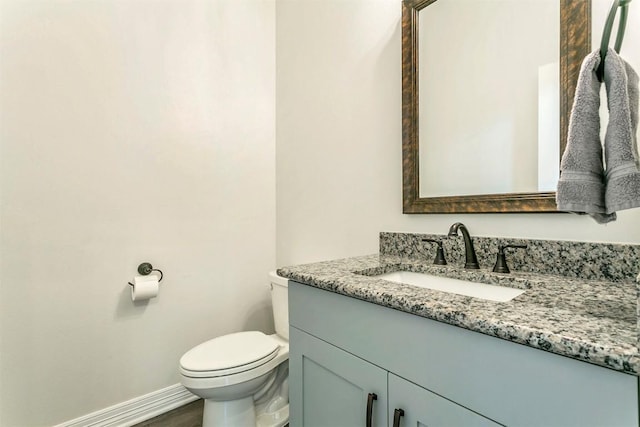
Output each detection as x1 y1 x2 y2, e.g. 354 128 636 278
380 232 640 282
278 234 640 375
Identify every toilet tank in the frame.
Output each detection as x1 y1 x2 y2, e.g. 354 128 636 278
269 271 289 340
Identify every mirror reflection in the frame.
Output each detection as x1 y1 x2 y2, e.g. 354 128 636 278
419 0 559 197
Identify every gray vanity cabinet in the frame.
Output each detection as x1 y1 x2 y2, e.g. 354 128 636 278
288 281 639 427
290 326 499 427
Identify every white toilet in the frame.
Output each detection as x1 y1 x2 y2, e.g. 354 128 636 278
179 272 289 427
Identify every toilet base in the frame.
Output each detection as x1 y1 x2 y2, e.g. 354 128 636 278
256 403 289 427
203 397 255 427
201 398 289 427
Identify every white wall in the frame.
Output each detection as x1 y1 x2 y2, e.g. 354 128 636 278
276 0 640 267
0 1 275 425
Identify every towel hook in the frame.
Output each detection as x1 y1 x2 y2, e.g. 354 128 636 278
128 262 164 287
597 0 632 81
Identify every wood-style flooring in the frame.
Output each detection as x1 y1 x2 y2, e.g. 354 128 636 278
133 399 203 427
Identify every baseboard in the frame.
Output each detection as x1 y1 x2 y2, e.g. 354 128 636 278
53 384 199 427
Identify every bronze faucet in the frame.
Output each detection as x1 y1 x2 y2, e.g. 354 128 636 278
448 222 479 269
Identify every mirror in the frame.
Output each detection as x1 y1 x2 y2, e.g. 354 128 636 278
402 0 591 213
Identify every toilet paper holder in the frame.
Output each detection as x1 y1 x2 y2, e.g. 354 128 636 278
128 262 164 287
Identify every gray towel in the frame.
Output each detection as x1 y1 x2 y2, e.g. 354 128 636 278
557 48 640 223
603 48 640 214
557 50 611 223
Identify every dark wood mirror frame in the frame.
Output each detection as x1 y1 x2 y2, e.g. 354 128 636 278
402 0 591 213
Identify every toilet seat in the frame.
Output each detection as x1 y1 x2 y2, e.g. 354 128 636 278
180 331 280 378
180 334 289 391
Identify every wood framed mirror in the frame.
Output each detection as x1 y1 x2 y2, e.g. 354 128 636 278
402 0 591 213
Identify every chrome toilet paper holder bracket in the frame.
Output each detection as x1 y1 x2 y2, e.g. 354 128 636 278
128 262 164 287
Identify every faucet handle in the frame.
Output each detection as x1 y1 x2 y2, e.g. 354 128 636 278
492 244 527 274
421 238 447 266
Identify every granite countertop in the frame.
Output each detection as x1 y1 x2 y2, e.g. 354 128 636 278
277 254 639 376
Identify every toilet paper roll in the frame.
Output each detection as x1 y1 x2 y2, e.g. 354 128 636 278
131 275 159 301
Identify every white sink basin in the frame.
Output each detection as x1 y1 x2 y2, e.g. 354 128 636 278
375 271 525 302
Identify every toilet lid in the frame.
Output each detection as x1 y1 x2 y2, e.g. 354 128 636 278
180 331 279 377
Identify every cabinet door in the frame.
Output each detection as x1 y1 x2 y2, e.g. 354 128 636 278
388 374 502 427
289 327 387 427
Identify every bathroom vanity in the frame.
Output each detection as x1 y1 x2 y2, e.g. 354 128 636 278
279 233 640 427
